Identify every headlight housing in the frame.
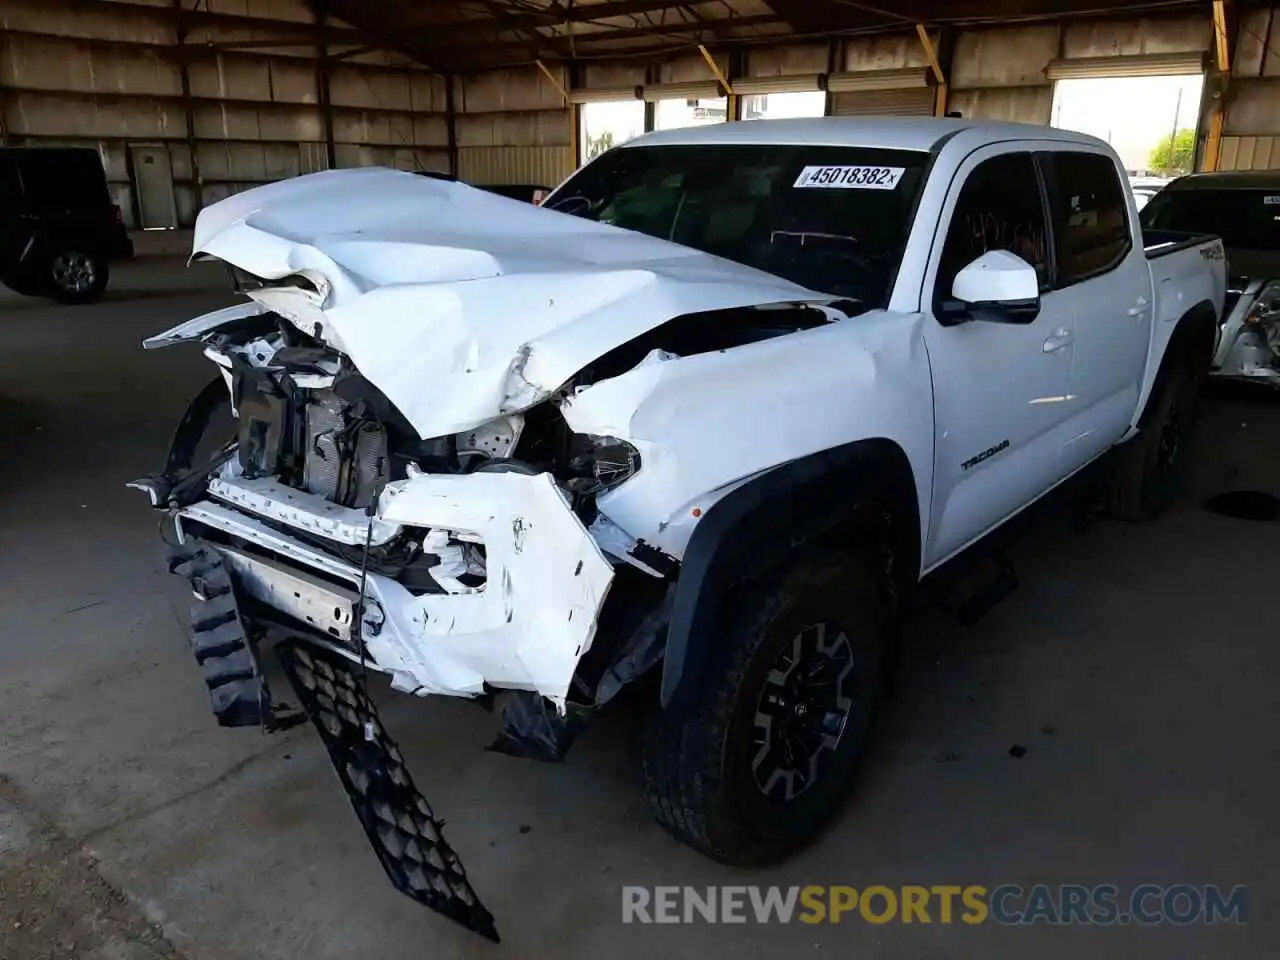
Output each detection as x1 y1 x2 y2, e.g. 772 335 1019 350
563 435 641 495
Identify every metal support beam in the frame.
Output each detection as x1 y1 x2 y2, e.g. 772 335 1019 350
1213 0 1231 73
0 25 9 145
1203 0 1233 171
314 5 337 170
824 37 840 117
915 22 948 116
698 44 734 94
173 0 201 218
535 59 570 103
445 74 459 179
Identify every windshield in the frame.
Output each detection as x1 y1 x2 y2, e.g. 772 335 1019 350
1141 187 1280 251
544 144 929 307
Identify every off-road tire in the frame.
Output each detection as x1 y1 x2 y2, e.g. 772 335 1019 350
1109 360 1199 521
638 551 888 865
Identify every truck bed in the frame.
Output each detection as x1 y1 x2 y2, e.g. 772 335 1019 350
1143 227 1220 259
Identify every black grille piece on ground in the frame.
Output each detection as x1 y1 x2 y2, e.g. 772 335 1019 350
276 640 500 943
168 541 302 730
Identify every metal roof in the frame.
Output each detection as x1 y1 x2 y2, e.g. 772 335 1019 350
312 0 1223 73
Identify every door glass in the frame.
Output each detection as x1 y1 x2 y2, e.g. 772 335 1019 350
936 152 1049 303
1041 151 1131 285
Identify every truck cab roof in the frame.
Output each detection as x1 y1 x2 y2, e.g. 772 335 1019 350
619 116 1114 154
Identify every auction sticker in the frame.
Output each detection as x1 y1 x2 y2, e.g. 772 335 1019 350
793 165 905 189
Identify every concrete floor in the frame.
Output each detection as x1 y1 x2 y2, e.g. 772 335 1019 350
1 259 1277 959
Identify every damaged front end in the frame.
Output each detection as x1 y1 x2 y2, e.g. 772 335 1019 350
1214 278 1280 385
135 304 680 940
134 168 860 939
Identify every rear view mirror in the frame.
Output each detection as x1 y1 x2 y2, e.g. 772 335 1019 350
942 250 1041 325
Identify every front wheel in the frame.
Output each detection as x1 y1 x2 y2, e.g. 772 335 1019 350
638 551 888 864
46 249 109 304
1109 360 1199 521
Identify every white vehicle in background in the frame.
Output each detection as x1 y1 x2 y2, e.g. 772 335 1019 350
1130 175 1172 211
1141 171 1280 385
133 118 1224 940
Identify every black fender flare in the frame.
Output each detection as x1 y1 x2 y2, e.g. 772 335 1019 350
659 438 920 713
1139 298 1217 428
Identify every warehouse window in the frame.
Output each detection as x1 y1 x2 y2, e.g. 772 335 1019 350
741 92 826 121
580 101 645 162
654 97 728 130
1051 74 1203 177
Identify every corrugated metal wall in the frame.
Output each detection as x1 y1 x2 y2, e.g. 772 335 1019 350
0 0 447 226
5 2 1279 221
1221 4 1280 170
454 65 572 186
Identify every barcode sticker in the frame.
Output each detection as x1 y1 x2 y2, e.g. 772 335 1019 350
793 165 906 190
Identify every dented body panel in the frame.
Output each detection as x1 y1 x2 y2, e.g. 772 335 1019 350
180 466 614 707
168 167 836 440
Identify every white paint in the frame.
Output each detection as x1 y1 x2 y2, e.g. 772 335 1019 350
178 470 614 708
144 118 1226 704
950 250 1040 303
142 301 266 350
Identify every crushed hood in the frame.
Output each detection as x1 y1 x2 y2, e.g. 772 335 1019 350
169 167 836 439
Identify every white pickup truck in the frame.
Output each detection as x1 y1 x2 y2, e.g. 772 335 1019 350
135 118 1224 938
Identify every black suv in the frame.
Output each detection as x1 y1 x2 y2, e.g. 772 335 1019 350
0 147 134 305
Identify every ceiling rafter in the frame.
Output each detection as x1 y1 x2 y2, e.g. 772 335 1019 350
312 0 1218 73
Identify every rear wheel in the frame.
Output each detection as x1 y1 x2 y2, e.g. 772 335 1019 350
1109 360 1199 521
638 551 889 864
46 248 109 304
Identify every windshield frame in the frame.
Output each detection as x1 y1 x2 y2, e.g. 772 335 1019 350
543 141 933 309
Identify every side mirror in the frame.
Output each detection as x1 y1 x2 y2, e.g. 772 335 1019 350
940 250 1041 326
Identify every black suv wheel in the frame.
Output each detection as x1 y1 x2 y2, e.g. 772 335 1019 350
47 248 109 304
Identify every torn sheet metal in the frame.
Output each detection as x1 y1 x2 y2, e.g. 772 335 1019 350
488 585 673 761
149 168 837 439
177 469 615 709
208 466 402 546
1213 279 1280 385
143 301 268 350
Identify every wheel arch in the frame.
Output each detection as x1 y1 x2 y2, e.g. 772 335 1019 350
1135 298 1217 430
659 437 920 713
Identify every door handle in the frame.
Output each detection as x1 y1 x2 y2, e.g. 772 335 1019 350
1128 296 1150 316
1042 328 1075 353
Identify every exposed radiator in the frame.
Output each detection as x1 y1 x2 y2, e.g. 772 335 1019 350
301 393 387 509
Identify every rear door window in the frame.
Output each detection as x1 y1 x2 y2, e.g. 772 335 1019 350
16 150 111 211
1040 151 1131 286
